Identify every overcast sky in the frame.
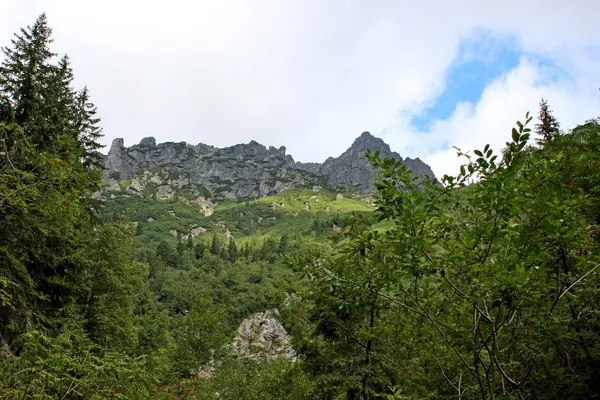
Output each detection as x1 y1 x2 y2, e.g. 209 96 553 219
1 1 599 178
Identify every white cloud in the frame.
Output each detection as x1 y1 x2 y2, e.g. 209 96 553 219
0 0 599 179
393 56 600 178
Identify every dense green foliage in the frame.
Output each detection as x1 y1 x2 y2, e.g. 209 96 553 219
292 112 600 399
1 15 599 400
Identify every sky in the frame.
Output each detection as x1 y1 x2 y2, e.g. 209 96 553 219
1 0 599 178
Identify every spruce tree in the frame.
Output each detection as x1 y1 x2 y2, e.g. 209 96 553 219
228 237 238 262
0 15 103 348
0 13 56 145
45 54 79 157
194 242 206 259
535 98 560 145
210 233 221 255
75 86 104 167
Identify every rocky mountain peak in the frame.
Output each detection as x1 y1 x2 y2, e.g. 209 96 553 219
346 131 393 156
102 137 313 199
109 137 125 152
357 131 374 140
102 131 437 199
294 131 437 192
354 131 379 144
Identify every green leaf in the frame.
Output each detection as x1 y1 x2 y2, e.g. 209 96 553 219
474 150 483 157
512 127 520 142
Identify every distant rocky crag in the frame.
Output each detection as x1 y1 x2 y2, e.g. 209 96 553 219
103 136 316 199
102 131 436 199
295 131 436 191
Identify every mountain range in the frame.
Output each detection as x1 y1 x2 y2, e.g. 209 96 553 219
101 131 436 200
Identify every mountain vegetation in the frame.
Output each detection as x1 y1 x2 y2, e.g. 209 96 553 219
1 15 599 400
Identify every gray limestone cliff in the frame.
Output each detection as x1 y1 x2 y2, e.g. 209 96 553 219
103 136 316 199
102 132 436 198
295 131 436 192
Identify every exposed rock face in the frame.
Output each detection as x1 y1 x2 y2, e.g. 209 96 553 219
294 161 321 175
156 185 174 199
229 310 295 361
190 226 207 237
103 137 315 199
191 196 215 216
102 132 436 198
295 131 436 192
196 310 295 379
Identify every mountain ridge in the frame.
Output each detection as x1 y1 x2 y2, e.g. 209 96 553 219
102 131 436 199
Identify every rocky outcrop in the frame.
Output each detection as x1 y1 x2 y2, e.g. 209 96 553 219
196 310 295 379
229 310 295 361
295 131 437 192
102 132 436 198
191 196 215 216
103 137 316 199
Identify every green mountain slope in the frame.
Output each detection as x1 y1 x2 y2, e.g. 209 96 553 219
103 185 375 246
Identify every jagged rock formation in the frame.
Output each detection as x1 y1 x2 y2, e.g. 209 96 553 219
196 310 295 378
295 131 436 192
229 310 295 361
102 132 436 198
103 137 318 199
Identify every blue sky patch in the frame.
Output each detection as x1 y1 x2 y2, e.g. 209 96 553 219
411 33 523 131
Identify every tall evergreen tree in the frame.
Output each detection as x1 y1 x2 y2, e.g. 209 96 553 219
210 233 221 255
228 237 238 262
535 98 560 145
0 14 103 349
194 242 206 259
44 54 79 158
74 86 104 167
0 14 56 143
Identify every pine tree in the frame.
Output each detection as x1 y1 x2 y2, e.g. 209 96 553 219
74 86 104 167
228 237 238 262
44 54 79 158
194 242 206 259
210 233 221 255
535 98 560 145
241 243 250 259
0 13 56 145
176 236 185 255
0 14 103 163
0 15 105 346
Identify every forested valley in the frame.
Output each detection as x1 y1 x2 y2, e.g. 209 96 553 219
1 15 600 400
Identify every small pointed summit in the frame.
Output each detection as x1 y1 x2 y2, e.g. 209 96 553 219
349 131 390 153
109 138 125 153
355 131 376 142
139 137 156 147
